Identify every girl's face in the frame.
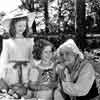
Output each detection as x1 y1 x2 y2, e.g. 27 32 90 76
15 20 27 37
41 45 53 62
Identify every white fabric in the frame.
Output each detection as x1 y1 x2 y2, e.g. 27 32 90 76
4 64 31 85
57 39 84 59
0 38 34 79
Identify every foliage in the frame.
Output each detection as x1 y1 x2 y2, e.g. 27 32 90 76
86 0 100 14
91 0 100 12
20 0 35 12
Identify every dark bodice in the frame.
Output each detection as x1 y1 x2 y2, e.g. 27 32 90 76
36 66 58 90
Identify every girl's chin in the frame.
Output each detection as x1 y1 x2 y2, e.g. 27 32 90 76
16 34 23 37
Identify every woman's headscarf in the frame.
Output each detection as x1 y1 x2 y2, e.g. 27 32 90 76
57 39 84 59
56 39 86 82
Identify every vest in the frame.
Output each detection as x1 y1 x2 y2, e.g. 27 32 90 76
76 80 98 100
59 59 98 100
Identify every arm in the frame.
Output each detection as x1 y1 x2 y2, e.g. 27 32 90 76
28 68 39 90
62 63 95 96
0 39 9 64
0 39 9 78
0 68 9 92
28 38 34 61
28 38 35 67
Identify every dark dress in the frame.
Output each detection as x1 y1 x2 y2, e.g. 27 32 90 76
76 80 98 100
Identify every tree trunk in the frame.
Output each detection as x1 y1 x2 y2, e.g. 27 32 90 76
44 2 49 33
32 20 37 33
75 0 86 50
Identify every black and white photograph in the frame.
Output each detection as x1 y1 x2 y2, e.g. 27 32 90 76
0 0 100 100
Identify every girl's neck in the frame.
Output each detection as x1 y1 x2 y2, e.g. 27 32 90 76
16 34 24 38
40 59 52 67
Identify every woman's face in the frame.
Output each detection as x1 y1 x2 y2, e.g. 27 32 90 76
60 50 75 66
41 45 53 62
15 20 27 37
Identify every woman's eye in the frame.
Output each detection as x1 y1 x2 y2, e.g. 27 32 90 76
45 51 52 53
60 53 64 56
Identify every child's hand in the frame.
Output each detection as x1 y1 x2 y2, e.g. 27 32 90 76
24 83 28 88
13 63 20 69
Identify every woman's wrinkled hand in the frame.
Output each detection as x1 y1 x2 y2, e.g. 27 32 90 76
63 68 71 82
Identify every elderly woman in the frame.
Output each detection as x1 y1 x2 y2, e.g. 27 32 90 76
55 39 98 100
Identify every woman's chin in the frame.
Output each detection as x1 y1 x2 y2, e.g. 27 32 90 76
64 62 71 66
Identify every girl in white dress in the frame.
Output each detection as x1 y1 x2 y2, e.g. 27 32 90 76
0 12 34 98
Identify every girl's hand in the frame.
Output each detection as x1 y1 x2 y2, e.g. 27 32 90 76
13 63 20 69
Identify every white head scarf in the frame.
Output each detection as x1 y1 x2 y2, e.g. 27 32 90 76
57 39 84 59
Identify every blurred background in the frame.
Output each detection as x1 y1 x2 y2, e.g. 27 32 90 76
0 0 100 50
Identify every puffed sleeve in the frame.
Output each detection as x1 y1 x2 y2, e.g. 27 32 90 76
29 67 39 83
28 67 40 90
61 63 95 96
